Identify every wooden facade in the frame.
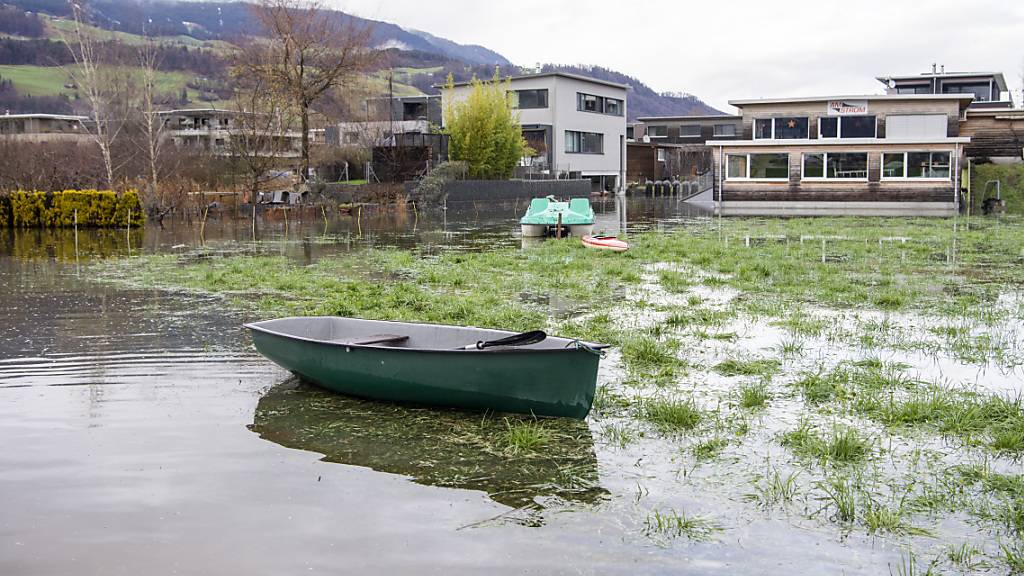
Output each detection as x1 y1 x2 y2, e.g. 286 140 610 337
961 111 1024 161
627 143 711 182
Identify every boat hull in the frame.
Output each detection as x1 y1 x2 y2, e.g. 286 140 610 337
247 320 601 419
582 235 629 252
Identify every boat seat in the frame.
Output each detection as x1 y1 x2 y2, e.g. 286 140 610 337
569 198 590 213
336 334 409 346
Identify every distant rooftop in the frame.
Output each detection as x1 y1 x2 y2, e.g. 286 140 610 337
0 113 89 121
636 114 741 122
156 108 234 115
439 71 628 90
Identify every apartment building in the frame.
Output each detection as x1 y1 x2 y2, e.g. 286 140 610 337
0 113 91 144
441 72 627 192
158 109 302 158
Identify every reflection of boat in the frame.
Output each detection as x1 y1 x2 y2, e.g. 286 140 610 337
245 317 607 419
520 196 594 238
249 379 606 511
582 235 629 252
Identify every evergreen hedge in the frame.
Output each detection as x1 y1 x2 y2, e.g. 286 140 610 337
0 190 144 228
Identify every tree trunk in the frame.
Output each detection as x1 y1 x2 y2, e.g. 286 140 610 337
300 107 310 182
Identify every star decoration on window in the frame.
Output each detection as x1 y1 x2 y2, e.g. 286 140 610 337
787 119 797 129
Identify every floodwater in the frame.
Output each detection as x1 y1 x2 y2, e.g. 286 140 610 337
3 197 1011 574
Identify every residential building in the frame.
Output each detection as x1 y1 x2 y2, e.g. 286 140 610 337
877 68 1024 163
707 94 972 216
441 71 628 192
627 115 741 185
329 95 440 148
158 108 302 158
0 113 92 144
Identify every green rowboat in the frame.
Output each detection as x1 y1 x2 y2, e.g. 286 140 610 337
244 317 607 419
520 196 594 237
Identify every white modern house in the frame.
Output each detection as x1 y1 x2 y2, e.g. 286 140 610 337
441 72 628 192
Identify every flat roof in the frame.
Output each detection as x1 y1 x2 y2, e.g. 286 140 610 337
637 114 741 122
0 113 89 121
439 71 628 90
876 71 1008 91
729 94 974 106
157 108 233 115
704 137 971 147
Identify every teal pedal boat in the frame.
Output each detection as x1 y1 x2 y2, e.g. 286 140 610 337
520 196 594 237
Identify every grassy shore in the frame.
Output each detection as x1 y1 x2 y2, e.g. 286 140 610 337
96 215 1024 570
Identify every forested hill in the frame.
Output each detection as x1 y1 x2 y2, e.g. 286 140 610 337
0 0 722 119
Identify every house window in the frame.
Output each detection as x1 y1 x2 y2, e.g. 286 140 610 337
511 89 548 109
895 85 932 95
726 153 788 180
819 116 876 139
882 152 950 179
713 124 736 137
657 148 666 162
626 126 634 139
577 93 623 116
679 125 701 137
648 125 667 138
754 119 773 140
565 130 603 154
726 154 748 179
802 153 826 179
882 153 905 178
826 153 868 179
753 117 808 139
604 98 623 116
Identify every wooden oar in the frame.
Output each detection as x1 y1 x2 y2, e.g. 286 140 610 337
457 330 547 350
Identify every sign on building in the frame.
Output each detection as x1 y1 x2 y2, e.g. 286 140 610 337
827 100 869 116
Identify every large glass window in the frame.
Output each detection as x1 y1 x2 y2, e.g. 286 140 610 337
679 125 701 137
803 153 825 178
895 85 932 95
774 117 809 139
754 119 773 140
565 130 603 154
714 124 736 137
826 153 868 179
907 152 951 178
511 89 548 109
882 153 905 178
726 155 748 179
749 154 790 179
941 82 992 102
578 93 600 113
647 125 667 138
819 116 875 139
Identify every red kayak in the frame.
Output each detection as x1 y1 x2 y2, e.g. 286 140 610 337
582 235 629 252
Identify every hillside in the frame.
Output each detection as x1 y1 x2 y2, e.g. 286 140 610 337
0 0 722 119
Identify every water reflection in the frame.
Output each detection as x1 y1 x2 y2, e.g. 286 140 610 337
249 379 607 515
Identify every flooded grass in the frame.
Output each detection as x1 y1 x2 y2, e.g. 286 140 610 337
91 215 1024 573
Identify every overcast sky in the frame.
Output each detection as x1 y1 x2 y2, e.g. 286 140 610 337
331 0 1024 112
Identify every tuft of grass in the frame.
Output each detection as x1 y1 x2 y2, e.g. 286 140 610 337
713 358 780 377
621 336 680 370
747 465 800 509
782 421 872 464
657 269 692 293
640 398 704 433
776 338 806 358
498 419 551 456
738 380 771 410
791 368 849 405
643 509 719 542
602 423 637 449
863 502 931 536
816 473 858 523
1002 542 1024 573
692 437 729 461
946 543 984 570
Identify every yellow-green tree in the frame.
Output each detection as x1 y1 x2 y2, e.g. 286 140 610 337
443 71 529 179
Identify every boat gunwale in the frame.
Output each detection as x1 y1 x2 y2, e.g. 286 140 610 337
243 317 609 354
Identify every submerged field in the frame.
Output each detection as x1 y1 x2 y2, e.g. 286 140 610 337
97 216 1024 573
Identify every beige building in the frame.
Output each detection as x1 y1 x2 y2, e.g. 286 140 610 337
706 94 973 216
0 113 92 144
158 109 302 158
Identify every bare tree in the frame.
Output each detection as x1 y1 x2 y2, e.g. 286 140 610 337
228 76 299 200
56 1 125 189
135 38 168 203
240 0 377 182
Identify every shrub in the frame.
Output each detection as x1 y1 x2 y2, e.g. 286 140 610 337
1 189 143 228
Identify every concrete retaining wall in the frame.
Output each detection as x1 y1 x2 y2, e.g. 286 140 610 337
404 179 592 202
